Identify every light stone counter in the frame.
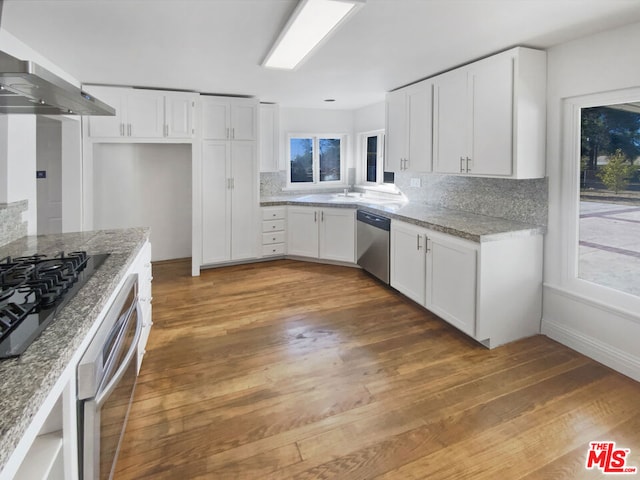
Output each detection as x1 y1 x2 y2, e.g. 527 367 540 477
0 228 149 474
261 194 545 242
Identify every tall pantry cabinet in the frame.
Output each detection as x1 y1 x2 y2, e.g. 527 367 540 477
201 97 259 265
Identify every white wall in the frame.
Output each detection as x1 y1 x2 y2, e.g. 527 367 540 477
92 143 192 261
543 21 640 381
0 115 37 235
354 101 385 133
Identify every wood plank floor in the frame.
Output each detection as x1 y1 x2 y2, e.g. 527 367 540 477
115 259 640 479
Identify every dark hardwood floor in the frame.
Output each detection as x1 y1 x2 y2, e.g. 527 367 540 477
114 259 640 479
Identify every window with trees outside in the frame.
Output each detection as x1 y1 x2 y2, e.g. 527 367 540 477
579 102 640 297
289 135 344 186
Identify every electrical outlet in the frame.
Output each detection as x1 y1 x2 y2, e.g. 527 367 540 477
410 177 421 188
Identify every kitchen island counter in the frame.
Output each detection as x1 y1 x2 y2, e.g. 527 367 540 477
0 227 149 477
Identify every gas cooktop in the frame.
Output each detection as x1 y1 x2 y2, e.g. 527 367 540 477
0 251 109 359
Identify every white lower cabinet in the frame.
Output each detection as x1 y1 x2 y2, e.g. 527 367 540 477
390 221 427 305
425 231 477 337
287 206 355 263
391 220 542 347
261 207 286 257
134 241 153 371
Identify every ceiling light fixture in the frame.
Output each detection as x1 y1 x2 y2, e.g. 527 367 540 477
263 0 366 70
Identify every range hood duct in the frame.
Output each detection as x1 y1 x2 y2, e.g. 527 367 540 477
0 50 115 116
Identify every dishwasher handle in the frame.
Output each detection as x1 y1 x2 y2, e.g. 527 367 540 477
357 210 391 231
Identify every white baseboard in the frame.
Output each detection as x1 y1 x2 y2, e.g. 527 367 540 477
542 318 640 383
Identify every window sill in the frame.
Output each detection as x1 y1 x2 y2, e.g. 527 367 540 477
282 183 348 192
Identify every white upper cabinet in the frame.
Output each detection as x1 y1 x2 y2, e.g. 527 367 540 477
165 92 196 138
433 47 546 178
385 79 433 173
259 103 279 172
201 97 257 141
84 85 196 140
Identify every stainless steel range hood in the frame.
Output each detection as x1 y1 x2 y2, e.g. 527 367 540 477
0 50 115 116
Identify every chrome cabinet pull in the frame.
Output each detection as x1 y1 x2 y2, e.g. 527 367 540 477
426 237 431 253
466 157 472 172
460 156 465 173
314 211 317 223
226 127 229 139
232 128 235 139
417 234 421 250
321 211 324 222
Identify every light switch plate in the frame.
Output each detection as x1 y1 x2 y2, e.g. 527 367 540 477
410 177 421 188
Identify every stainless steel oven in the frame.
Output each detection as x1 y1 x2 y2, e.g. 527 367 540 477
77 274 141 480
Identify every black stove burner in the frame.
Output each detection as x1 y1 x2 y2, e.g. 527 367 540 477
0 251 109 359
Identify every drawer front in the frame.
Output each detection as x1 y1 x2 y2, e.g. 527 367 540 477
262 243 285 257
262 219 285 233
262 231 286 245
262 208 286 221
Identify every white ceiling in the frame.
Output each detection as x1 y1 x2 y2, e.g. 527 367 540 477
2 0 640 110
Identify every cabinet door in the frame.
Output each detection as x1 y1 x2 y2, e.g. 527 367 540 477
426 231 477 336
259 104 279 172
126 91 164 138
202 99 230 140
201 141 231 264
390 221 426 305
86 85 127 138
287 207 319 258
230 142 258 261
469 53 514 176
384 89 407 172
165 94 195 138
433 68 469 174
231 102 257 141
319 208 355 263
406 81 433 172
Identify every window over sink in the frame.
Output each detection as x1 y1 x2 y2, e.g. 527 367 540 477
287 134 346 187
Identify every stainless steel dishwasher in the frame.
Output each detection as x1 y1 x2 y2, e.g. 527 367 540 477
357 210 391 284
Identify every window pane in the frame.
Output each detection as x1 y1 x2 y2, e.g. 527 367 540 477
579 103 640 297
290 138 313 183
366 136 378 182
319 138 341 182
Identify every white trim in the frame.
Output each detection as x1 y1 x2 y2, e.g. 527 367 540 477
357 129 385 186
559 87 640 314
542 316 640 383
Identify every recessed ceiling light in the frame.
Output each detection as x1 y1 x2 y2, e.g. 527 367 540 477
263 0 366 70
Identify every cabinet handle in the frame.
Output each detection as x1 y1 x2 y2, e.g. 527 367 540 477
128 123 132 136
460 157 465 173
119 123 124 136
314 211 317 223
426 237 431 253
232 128 235 139
417 234 422 250
226 127 229 139
321 211 324 222
466 157 472 172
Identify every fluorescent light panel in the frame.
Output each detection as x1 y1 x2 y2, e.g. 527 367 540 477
263 0 364 70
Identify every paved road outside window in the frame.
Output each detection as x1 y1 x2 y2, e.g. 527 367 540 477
579 201 640 297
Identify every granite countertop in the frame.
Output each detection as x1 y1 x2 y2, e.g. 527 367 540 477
0 228 149 474
261 193 545 242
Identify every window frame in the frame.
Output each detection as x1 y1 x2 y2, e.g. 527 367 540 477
560 87 640 316
359 129 385 185
286 133 347 189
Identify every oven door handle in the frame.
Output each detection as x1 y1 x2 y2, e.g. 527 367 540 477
94 303 142 408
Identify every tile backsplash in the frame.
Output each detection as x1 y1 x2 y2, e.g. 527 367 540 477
0 200 28 247
261 170 548 227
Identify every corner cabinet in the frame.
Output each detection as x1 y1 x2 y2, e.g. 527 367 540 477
84 85 196 140
201 96 259 266
390 220 542 348
385 79 433 173
287 206 355 263
432 47 546 178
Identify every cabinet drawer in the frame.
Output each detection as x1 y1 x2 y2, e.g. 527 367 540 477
262 219 285 232
262 231 286 245
262 208 286 220
262 243 285 256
